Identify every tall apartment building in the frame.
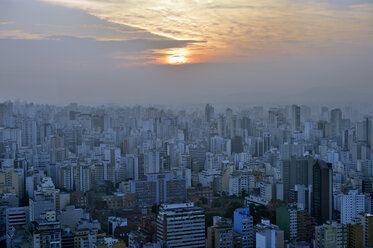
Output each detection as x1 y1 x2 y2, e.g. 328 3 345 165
207 216 233 248
255 219 284 248
74 219 102 248
281 156 312 201
74 165 91 193
31 211 62 248
330 108 342 137
276 203 297 241
314 221 347 248
347 224 363 248
205 104 214 123
92 162 115 184
312 160 333 225
56 164 92 193
291 104 301 132
6 206 28 232
0 167 20 197
130 172 186 207
363 214 373 248
30 191 56 222
6 206 29 248
233 208 254 248
340 190 365 224
350 213 373 248
296 209 314 242
29 177 59 221
59 166 73 192
156 203 205 248
21 118 37 147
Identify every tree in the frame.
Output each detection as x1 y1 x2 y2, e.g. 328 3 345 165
229 194 238 199
151 204 159 214
249 203 275 224
241 189 247 198
205 213 219 229
200 197 208 205
104 180 115 195
0 143 5 158
224 201 243 219
212 199 222 208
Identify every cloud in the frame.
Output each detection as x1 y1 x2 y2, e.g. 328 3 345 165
0 20 12 25
0 0 373 105
0 30 50 40
0 0 196 64
41 0 373 63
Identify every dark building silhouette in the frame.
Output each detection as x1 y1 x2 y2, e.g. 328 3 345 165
291 104 301 132
231 136 243 154
312 160 333 225
205 104 214 123
317 120 327 138
241 117 252 136
330 108 342 137
281 156 313 201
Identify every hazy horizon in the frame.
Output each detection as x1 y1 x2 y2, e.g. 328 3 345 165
1 0 373 105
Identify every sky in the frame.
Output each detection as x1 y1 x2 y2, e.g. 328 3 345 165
0 0 373 106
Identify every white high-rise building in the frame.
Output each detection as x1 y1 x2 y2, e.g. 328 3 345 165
145 150 160 173
289 208 297 240
255 220 284 248
233 208 254 248
156 203 205 248
29 177 58 221
340 190 365 224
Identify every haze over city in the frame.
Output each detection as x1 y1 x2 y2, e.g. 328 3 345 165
1 0 373 105
1 1 373 248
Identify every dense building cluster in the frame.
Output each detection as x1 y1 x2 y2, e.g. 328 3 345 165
0 101 373 247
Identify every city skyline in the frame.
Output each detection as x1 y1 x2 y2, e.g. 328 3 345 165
2 1 373 246
0 100 373 247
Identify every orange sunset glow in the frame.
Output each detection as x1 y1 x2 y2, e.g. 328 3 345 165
1 0 373 105
162 48 191 65
167 56 188 65
41 0 373 65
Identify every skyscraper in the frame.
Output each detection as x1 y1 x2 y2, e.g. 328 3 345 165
330 108 342 137
6 206 29 248
156 203 205 248
340 190 365 224
207 216 233 248
291 104 301 132
314 221 347 248
231 136 243 154
130 172 186 207
347 223 364 248
0 167 20 197
276 203 297 241
205 104 215 123
31 211 61 248
233 208 254 248
255 219 284 248
312 160 333 225
281 156 312 201
349 213 373 248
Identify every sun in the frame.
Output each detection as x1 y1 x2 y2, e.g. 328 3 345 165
167 55 188 64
